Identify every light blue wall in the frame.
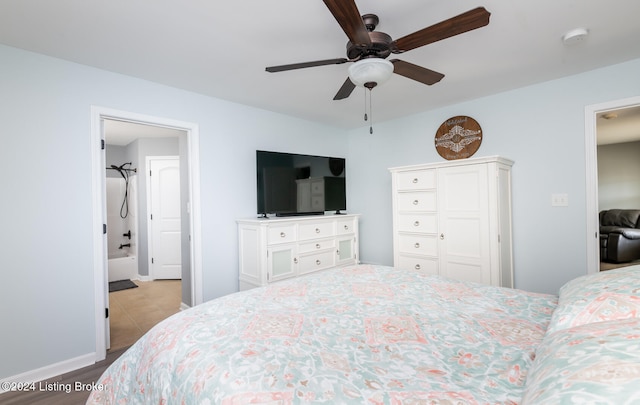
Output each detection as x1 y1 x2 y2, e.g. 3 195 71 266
0 44 347 379
348 57 640 295
2 39 640 381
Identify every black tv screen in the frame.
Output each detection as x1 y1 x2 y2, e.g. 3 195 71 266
256 150 346 216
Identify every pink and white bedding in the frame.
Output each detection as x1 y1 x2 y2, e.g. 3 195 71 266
87 264 640 404
88 264 557 404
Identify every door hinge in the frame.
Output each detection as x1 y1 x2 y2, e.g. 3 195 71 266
101 139 105 150
103 224 107 234
105 308 109 318
150 214 153 220
151 258 154 264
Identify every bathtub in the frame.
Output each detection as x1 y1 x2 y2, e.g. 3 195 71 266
108 254 138 282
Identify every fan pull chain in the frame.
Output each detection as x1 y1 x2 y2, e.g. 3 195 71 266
369 88 373 134
363 89 368 122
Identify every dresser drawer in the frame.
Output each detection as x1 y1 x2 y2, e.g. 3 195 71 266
298 250 335 275
336 218 356 235
398 234 437 256
397 213 437 233
396 169 436 190
397 191 436 212
397 255 438 275
299 221 335 240
267 224 297 244
298 238 335 254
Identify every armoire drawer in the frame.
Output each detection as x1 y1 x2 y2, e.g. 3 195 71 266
397 255 438 275
397 191 437 212
396 169 436 191
397 213 437 233
398 234 437 256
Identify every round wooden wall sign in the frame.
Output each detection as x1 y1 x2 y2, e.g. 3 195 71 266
434 116 483 160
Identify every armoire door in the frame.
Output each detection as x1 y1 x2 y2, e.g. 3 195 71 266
437 164 491 284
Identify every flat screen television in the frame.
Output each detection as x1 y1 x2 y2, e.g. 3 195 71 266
256 150 346 217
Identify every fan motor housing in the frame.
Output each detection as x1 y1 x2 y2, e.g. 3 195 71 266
346 31 393 60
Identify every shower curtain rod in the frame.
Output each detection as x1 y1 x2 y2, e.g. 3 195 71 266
107 162 137 173
107 167 137 173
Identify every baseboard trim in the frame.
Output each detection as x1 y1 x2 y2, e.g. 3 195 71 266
0 353 96 394
180 302 190 311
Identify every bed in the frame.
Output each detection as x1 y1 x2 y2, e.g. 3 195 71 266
87 264 640 404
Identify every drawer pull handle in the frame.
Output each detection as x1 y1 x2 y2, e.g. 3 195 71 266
414 221 420 227
343 225 349 230
415 264 421 270
440 233 445 240
412 178 418 184
280 232 286 238
316 259 321 266
315 243 321 249
414 243 420 249
413 200 419 205
294 258 298 264
315 228 320 233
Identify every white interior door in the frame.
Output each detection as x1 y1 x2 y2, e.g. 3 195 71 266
149 157 182 279
438 164 490 284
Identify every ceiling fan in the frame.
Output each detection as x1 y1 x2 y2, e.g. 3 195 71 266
265 1 491 100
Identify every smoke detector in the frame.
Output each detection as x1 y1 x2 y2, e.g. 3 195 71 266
562 28 589 45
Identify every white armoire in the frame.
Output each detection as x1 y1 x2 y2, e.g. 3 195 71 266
389 156 514 287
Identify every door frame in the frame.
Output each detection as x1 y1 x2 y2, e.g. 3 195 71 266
584 95 640 275
90 106 203 361
146 155 181 281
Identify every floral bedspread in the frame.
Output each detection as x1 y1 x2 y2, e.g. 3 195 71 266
87 264 557 404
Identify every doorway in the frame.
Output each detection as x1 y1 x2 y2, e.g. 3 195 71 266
91 106 203 362
584 95 640 275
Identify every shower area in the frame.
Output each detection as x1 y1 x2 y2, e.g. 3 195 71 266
106 163 138 282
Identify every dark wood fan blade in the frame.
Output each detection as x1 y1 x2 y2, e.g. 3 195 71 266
391 59 444 85
323 0 372 47
392 7 490 52
266 58 349 73
333 77 356 100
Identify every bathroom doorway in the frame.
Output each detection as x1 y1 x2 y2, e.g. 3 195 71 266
91 106 202 361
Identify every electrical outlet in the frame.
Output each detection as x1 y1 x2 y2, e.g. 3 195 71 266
551 193 569 207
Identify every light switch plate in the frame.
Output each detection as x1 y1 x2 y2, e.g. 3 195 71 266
551 193 569 207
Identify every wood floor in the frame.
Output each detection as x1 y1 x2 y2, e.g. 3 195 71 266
0 347 128 405
600 259 640 271
1 280 182 404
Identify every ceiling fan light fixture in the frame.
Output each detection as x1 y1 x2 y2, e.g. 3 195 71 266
348 58 394 88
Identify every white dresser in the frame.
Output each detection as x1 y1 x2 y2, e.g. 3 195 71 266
389 156 513 287
237 214 359 290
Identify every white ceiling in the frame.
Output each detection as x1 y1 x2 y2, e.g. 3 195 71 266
2 0 640 135
597 106 640 146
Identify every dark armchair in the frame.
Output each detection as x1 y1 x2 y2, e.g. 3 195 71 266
600 209 640 263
